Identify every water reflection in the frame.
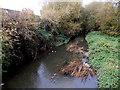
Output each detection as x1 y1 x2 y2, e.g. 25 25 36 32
4 36 97 88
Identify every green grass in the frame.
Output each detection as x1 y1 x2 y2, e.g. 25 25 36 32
86 31 119 88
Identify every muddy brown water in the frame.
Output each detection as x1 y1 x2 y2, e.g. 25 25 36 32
3 36 97 88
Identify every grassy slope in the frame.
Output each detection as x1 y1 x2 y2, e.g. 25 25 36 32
86 31 119 88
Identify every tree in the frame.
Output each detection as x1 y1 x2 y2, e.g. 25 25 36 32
18 8 36 40
85 2 104 32
40 2 84 37
2 8 39 75
85 1 119 36
19 8 35 22
95 2 118 35
18 8 39 60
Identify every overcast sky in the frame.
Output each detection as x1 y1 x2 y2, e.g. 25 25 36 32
0 0 112 15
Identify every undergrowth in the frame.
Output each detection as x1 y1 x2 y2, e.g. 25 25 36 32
86 31 119 88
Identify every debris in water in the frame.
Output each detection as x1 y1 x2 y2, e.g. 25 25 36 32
53 73 57 76
83 63 90 68
66 42 88 53
0 83 4 86
51 73 57 79
59 41 94 79
59 59 94 79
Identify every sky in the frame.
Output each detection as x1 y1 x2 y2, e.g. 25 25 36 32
0 0 110 15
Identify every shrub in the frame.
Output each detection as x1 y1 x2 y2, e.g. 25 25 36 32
2 8 39 76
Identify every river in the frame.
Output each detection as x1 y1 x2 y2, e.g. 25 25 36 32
3 36 97 88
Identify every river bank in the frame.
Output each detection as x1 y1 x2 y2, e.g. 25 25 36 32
2 1 119 88
86 31 119 88
2 31 119 88
2 35 97 88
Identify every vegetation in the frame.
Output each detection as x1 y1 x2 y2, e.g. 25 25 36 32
86 31 119 88
37 19 70 47
39 3 119 88
2 8 40 77
86 2 120 35
39 2 85 38
39 1 119 38
1 0 119 88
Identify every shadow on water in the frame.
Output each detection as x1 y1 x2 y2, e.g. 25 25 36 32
3 36 98 88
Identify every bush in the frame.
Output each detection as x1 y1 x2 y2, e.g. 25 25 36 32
2 9 21 73
37 19 70 47
2 8 39 76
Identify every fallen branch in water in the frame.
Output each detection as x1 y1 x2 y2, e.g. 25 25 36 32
59 59 94 79
66 42 88 53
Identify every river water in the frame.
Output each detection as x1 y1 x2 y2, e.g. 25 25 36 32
3 36 97 88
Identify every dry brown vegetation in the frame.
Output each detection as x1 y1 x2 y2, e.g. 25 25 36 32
66 42 88 53
59 58 94 79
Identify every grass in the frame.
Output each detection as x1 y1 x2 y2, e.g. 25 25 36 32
86 31 119 88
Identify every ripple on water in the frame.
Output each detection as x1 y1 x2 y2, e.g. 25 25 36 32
3 36 98 88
